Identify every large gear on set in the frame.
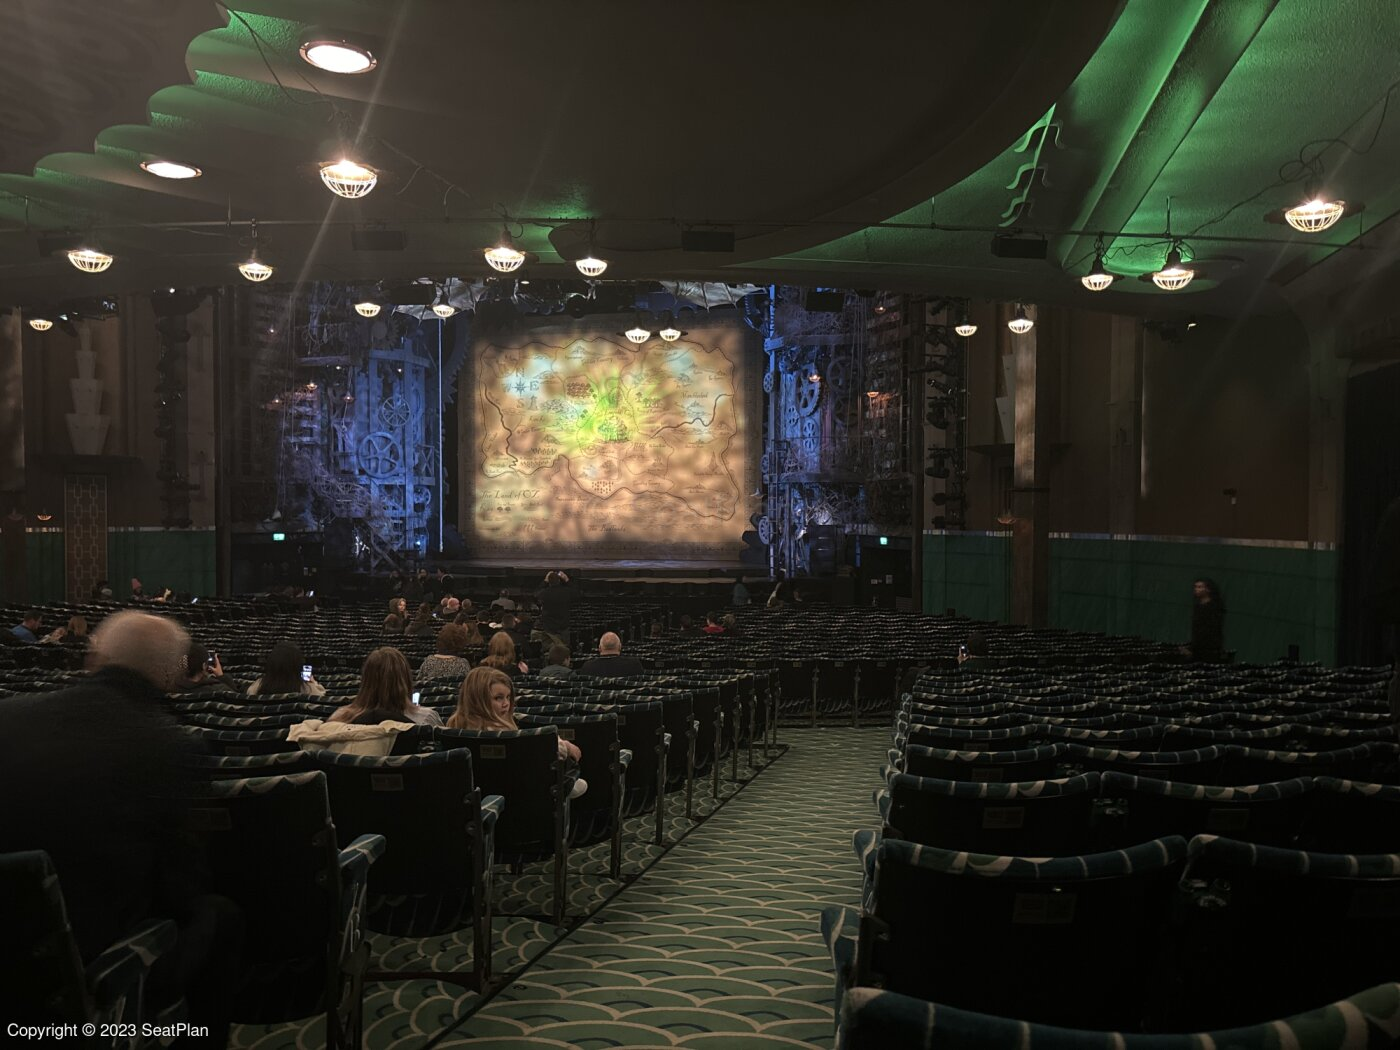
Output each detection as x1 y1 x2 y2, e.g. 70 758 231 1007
794 374 822 417
763 371 775 393
357 431 403 479
757 516 773 545
379 394 411 428
826 355 852 395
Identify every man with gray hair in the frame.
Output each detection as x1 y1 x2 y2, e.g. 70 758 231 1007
575 630 648 678
0 610 241 1044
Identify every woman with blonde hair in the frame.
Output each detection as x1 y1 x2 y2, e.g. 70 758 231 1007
417 622 473 682
449 667 584 795
480 630 527 677
330 647 440 726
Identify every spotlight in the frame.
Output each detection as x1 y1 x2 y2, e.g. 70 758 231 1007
1284 197 1345 233
28 317 53 331
624 327 650 344
354 301 381 317
1151 246 1194 291
320 158 378 198
576 255 608 277
299 30 377 74
67 247 114 273
484 227 525 273
140 159 201 180
1007 304 1034 334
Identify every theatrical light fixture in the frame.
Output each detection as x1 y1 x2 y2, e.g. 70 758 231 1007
299 31 377 74
866 389 879 398
1007 304 1034 334
484 227 525 273
319 158 378 198
576 255 608 277
1151 245 1195 291
28 317 53 331
624 326 650 344
36 510 53 522
1284 197 1346 233
659 326 682 342
354 301 381 317
140 159 201 180
238 255 274 282
68 247 114 273
954 307 977 337
1081 251 1115 291
432 301 456 319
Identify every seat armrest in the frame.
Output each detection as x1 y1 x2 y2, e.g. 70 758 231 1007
338 833 387 886
662 732 673 746
618 748 634 767
87 918 178 1014
481 794 506 833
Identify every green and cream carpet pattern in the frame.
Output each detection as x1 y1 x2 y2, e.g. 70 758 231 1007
231 728 887 1050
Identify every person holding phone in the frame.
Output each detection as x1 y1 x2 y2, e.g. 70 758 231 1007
247 641 326 697
957 631 992 667
328 647 441 727
173 640 240 694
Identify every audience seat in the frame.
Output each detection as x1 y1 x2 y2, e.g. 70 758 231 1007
1097 772 1313 850
1297 778 1400 853
899 743 1063 782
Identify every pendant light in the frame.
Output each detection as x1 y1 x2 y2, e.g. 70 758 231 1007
1284 197 1345 233
575 221 608 276
954 306 977 337
68 247 114 273
484 226 525 273
624 326 650 344
354 301 381 318
319 158 378 198
431 283 456 318
1151 244 1194 291
659 326 682 342
28 317 53 331
237 220 274 282
1081 236 1115 291
1007 304 1034 334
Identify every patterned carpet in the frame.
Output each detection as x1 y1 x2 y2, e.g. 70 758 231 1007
231 728 887 1050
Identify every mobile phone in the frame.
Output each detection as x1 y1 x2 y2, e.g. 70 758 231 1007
958 645 968 659
301 664 313 682
411 691 421 706
308 589 315 597
207 649 218 666
191 596 199 604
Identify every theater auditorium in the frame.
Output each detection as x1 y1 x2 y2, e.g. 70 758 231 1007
2 2 1399 1048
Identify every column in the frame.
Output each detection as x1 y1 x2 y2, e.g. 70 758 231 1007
1010 304 1054 626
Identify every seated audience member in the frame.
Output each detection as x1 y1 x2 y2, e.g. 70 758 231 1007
491 589 518 611
576 632 647 678
417 623 474 682
499 610 530 650
10 610 41 644
449 666 585 797
0 611 242 1045
173 639 239 694
702 612 725 635
455 616 485 645
130 577 145 599
382 612 405 635
732 574 750 607
52 614 90 648
649 620 664 640
480 631 528 677
388 596 408 619
438 595 461 620
405 601 437 637
538 643 574 681
247 640 326 697
91 579 114 600
766 581 790 609
677 614 695 634
958 631 992 666
721 613 740 636
332 647 441 727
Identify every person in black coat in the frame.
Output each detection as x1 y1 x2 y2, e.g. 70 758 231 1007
575 631 647 678
0 611 242 1043
1184 578 1226 662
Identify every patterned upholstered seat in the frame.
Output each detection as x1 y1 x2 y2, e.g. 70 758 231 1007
0 849 180 1041
876 772 1099 854
517 710 631 877
310 748 500 988
824 834 1189 1030
189 771 384 1048
183 725 298 756
899 743 1064 782
1155 722 1292 751
1221 741 1385 786
836 982 1400 1050
1098 771 1313 850
188 749 321 778
1042 724 1165 749
1298 777 1400 853
433 726 571 923
1159 834 1400 1030
1061 743 1224 784
903 723 1051 752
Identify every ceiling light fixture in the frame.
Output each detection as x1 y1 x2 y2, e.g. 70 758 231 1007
810 372 822 383
319 158 378 198
484 226 525 273
140 159 202 180
866 389 879 399
1151 245 1194 291
659 326 681 342
67 247 114 273
299 31 377 74
354 301 381 317
1081 236 1116 291
28 317 53 331
624 326 650 344
1007 304 1034 334
1284 197 1346 233
237 220 274 282
954 306 977 337
575 219 608 276
432 301 456 319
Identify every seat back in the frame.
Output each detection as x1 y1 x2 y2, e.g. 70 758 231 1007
883 773 1098 855
184 726 298 756
864 834 1188 1029
433 726 563 856
1099 772 1312 849
1064 744 1224 783
1297 778 1400 853
904 723 1050 752
1162 834 1400 1030
902 743 1062 782
0 850 90 1022
189 750 321 779
189 772 341 1022
517 710 620 844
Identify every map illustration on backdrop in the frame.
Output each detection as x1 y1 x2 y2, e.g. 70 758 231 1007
470 323 752 559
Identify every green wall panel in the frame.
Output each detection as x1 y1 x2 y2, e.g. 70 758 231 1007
923 533 1011 622
107 530 216 599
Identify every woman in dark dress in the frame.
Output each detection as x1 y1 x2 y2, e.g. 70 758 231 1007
1185 578 1225 662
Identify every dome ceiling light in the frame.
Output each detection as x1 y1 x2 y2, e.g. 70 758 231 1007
299 29 377 74
1283 197 1346 233
319 158 378 198
67 247 114 273
140 159 202 179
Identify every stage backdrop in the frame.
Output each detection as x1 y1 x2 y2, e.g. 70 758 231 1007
463 315 758 562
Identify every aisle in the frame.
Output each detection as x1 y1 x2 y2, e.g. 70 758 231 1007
433 727 888 1049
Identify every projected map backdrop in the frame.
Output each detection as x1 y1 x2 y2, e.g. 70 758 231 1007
469 321 754 559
